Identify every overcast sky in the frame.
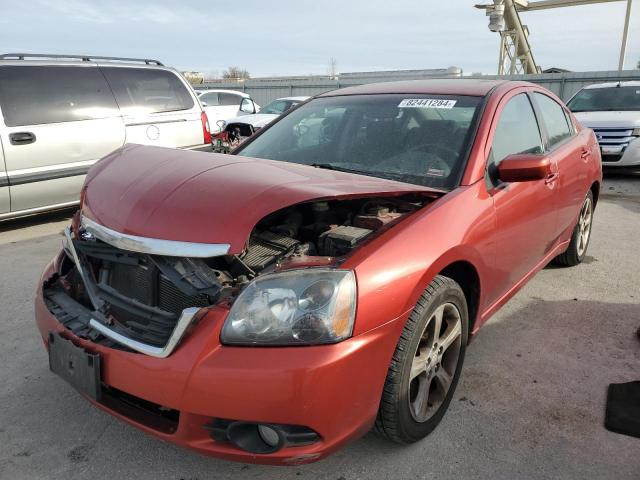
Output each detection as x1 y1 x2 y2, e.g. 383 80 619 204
1 0 638 77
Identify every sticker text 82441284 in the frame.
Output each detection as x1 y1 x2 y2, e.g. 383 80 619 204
398 99 457 109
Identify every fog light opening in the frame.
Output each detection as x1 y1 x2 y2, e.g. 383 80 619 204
226 422 283 454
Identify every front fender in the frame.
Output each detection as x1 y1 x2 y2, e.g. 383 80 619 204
344 182 495 337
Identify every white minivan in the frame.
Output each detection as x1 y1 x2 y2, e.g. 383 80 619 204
0 54 213 220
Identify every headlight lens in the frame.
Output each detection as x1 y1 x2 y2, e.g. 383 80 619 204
221 269 356 346
632 128 640 136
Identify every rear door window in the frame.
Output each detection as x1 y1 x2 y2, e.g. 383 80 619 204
101 67 194 115
533 92 572 149
0 65 119 127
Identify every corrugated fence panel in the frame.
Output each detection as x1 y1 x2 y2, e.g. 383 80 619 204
195 69 640 104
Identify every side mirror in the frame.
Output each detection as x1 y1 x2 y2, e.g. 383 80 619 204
240 99 255 114
497 154 552 182
201 102 208 107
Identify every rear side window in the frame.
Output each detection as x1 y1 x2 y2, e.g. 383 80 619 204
218 93 242 106
101 67 194 114
199 92 219 105
0 65 118 127
490 93 543 166
533 93 572 149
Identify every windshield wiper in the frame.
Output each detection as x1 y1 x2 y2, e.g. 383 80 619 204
310 163 449 191
310 163 370 175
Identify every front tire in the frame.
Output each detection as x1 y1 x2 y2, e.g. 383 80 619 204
554 191 594 267
375 275 468 443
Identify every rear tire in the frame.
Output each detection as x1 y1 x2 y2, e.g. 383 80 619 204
554 191 594 267
375 275 468 443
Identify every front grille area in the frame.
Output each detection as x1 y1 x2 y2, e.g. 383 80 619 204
108 262 210 316
593 127 638 158
602 154 622 163
73 239 214 347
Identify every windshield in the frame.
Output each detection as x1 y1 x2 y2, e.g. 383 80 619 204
260 99 298 115
235 94 482 190
567 86 640 112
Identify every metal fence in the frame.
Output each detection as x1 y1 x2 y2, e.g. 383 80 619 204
476 69 640 101
195 69 640 105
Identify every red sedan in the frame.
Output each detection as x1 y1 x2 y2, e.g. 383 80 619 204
35 79 601 465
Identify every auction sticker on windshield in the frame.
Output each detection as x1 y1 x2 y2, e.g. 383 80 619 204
398 99 457 109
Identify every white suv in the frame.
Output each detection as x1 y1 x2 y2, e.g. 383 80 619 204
568 81 640 170
0 53 213 220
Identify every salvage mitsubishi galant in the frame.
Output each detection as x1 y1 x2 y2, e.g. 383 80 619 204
35 79 602 465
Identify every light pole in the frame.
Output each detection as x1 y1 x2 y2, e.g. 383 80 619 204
618 0 633 70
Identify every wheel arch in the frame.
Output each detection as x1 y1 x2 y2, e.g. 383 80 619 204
590 180 600 207
439 261 481 338
399 248 485 340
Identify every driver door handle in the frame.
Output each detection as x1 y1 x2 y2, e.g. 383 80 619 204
9 131 36 145
545 172 559 185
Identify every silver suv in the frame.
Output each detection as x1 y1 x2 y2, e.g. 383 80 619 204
0 54 213 220
567 81 640 170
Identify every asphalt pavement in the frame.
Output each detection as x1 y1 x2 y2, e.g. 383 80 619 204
0 175 638 480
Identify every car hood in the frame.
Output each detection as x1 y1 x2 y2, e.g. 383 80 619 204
82 144 440 253
226 113 279 128
573 110 640 128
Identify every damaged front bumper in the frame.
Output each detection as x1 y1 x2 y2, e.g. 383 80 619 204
35 251 407 465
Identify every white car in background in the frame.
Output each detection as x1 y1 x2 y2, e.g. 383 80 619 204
197 89 260 131
222 96 309 131
568 81 640 170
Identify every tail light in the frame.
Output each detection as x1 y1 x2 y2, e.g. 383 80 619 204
201 111 212 144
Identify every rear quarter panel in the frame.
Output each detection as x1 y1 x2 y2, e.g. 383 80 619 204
120 71 204 149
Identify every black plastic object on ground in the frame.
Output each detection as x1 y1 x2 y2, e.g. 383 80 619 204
605 381 640 439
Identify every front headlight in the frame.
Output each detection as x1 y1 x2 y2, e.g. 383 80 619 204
220 269 356 346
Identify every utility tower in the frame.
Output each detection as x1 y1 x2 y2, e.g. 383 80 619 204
475 0 634 74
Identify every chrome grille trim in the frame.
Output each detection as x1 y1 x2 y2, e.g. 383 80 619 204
88 308 200 359
593 127 639 157
81 216 230 258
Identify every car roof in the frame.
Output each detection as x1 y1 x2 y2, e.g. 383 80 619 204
0 59 175 70
318 79 511 98
0 53 174 70
582 81 640 89
198 89 250 97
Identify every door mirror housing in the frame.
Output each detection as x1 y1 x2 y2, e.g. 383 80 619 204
240 98 255 114
497 154 551 182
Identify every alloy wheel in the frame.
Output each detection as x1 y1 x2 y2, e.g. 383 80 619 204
408 302 463 423
577 196 593 257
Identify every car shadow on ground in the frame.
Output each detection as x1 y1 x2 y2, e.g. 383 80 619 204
3 298 639 479
0 208 74 235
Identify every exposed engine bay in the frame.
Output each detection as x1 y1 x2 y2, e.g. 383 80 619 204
240 195 423 272
44 194 430 350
